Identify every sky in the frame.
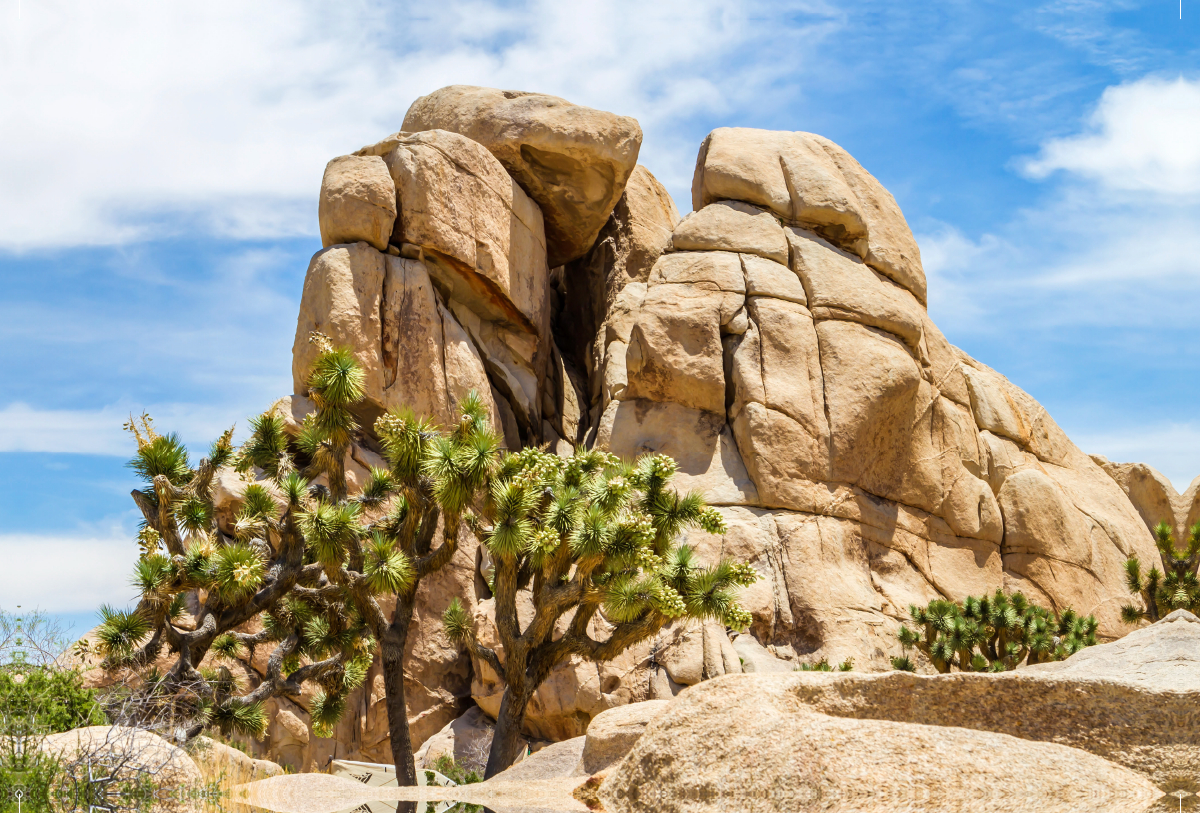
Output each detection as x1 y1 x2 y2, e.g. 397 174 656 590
3 0 1200 630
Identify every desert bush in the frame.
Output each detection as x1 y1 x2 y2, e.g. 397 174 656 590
892 590 1097 673
1122 521 1200 624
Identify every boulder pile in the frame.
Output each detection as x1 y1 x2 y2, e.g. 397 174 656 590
86 84 1184 770
601 610 1200 807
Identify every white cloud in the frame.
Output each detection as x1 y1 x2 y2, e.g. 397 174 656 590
1023 76 1200 196
0 402 254 455
0 0 837 250
0 534 135 612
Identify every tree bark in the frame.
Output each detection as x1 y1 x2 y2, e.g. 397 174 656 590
383 592 418 787
484 687 530 779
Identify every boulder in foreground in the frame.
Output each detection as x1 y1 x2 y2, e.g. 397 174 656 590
600 673 1161 813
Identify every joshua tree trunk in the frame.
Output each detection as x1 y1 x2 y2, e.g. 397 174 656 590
383 592 418 786
485 685 532 779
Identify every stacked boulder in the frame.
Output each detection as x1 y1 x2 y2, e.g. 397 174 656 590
267 86 1165 762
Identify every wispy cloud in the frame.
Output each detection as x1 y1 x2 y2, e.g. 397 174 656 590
1 0 838 249
0 534 136 612
0 402 250 456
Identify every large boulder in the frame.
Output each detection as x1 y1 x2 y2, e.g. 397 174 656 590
1099 457 1200 546
275 103 1182 761
580 126 1158 670
600 673 1161 813
693 127 926 303
780 611 1200 791
291 244 508 433
578 700 669 775
318 154 397 251
402 85 642 267
356 129 549 336
41 726 203 788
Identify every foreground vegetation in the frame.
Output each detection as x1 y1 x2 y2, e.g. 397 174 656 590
92 336 756 782
1122 521 1200 624
892 590 1098 672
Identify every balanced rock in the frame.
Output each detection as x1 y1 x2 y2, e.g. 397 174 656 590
402 85 642 267
600 673 1161 813
318 154 397 251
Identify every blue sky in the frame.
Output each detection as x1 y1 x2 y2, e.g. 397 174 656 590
4 0 1200 630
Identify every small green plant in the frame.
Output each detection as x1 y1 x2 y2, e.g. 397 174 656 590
1122 521 1200 624
795 657 853 672
426 755 481 813
894 590 1097 673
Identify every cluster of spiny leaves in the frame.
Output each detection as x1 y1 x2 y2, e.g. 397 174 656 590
93 337 393 742
439 443 756 776
445 447 755 641
891 590 1097 673
1122 521 1200 625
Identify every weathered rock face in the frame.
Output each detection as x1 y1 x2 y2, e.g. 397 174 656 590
1098 457 1200 546
401 85 642 268
599 673 1161 813
578 126 1158 670
41 726 204 788
782 611 1200 792
318 155 397 252
578 700 668 775
270 88 1175 762
692 127 927 304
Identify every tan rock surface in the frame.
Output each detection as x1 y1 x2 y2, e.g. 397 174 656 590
318 155 396 252
42 726 203 787
671 200 788 264
192 736 283 784
1100 457 1194 543
368 129 549 335
600 673 1161 813
275 102 1180 758
784 612 1200 791
402 85 642 267
579 700 669 774
693 127 926 303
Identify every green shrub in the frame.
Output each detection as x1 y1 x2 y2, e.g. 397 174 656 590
895 590 1097 673
795 657 853 672
1122 521 1200 624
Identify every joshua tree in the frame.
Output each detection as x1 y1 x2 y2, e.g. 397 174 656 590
1121 521 1200 624
442 447 758 778
94 337 390 745
892 590 1097 673
98 333 508 791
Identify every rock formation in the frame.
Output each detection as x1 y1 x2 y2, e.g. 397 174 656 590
86 85 1184 770
599 672 1162 813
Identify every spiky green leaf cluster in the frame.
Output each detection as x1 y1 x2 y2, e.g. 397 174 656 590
896 590 1097 672
1121 520 1200 624
438 444 756 640
95 605 151 663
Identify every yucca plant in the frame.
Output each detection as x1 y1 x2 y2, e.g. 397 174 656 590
1121 520 1200 624
892 590 1097 673
94 334 389 746
441 447 757 778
